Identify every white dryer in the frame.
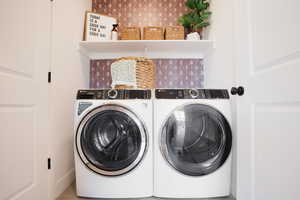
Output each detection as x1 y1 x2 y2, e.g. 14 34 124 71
154 89 232 198
74 89 152 198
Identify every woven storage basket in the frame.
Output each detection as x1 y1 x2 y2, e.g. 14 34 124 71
143 26 164 40
121 27 141 40
165 26 184 40
114 57 155 89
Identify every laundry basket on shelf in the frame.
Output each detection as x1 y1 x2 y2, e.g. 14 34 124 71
111 57 155 89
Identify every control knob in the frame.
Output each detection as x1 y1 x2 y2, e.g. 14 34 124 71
108 89 118 99
189 89 199 98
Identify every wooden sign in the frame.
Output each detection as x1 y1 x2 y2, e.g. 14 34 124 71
83 11 117 41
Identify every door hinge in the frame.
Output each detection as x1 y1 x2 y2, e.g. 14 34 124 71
48 72 51 83
48 158 51 170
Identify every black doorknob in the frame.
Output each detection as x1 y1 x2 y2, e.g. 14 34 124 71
231 86 244 96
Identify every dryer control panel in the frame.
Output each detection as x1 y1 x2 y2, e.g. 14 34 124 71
77 89 151 100
155 89 229 99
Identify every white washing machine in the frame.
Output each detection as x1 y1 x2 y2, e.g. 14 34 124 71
154 89 232 198
74 89 153 198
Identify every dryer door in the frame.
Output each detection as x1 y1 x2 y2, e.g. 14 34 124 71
160 104 232 176
76 105 147 176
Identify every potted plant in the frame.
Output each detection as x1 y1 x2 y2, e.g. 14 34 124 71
178 0 211 40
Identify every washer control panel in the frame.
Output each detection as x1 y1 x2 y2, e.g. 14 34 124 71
77 89 151 100
155 89 229 99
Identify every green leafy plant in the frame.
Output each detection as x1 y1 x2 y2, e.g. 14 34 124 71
178 0 212 32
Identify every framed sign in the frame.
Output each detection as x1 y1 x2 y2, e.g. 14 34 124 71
83 11 117 41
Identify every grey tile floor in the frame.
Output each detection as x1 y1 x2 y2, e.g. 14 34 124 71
57 183 235 200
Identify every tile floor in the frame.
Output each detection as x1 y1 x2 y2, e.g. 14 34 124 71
57 183 235 200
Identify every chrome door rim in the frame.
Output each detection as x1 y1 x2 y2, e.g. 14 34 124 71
159 103 232 176
76 104 148 176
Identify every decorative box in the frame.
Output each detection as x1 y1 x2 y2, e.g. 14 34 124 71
165 26 185 40
143 26 164 40
121 27 141 40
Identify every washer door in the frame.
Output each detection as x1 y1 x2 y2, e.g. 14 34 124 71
76 105 147 176
160 104 232 176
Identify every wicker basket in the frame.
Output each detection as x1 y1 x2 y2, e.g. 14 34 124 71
121 27 141 40
165 26 184 40
114 57 155 89
143 26 164 40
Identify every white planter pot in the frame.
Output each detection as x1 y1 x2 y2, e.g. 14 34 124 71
186 32 201 40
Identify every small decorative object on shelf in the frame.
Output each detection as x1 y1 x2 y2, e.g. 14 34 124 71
143 26 164 40
187 32 201 40
111 57 155 89
178 0 211 39
165 26 185 40
121 27 141 40
83 11 117 41
111 24 119 40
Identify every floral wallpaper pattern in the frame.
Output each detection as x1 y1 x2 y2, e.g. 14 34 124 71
90 0 204 89
92 0 188 28
90 59 204 89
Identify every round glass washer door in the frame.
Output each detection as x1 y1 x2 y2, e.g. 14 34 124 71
76 105 147 176
160 104 232 176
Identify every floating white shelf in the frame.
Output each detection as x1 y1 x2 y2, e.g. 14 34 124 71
79 40 213 59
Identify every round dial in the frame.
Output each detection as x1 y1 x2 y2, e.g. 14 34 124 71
108 89 118 99
189 89 199 98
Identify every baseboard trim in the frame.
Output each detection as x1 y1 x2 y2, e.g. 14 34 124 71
54 168 75 198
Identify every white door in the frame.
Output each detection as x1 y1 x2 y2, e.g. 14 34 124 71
235 0 300 200
0 0 51 200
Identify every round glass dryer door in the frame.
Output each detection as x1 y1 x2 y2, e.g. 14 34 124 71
160 104 232 176
76 105 147 176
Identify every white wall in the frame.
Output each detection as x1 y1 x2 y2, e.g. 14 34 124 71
205 0 237 197
50 0 91 198
205 0 235 89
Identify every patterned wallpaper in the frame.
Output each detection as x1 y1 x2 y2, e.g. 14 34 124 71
90 59 204 89
92 0 188 27
90 0 204 89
